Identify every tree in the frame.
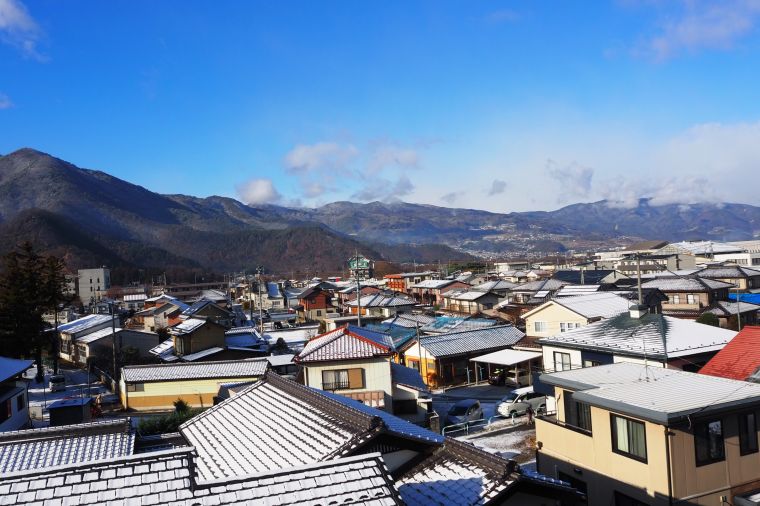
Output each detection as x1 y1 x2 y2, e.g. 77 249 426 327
696 312 720 327
0 243 67 381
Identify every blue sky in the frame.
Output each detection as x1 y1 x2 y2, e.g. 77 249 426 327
2 1 760 212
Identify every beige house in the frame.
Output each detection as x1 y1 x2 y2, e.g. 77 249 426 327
536 362 760 506
296 325 430 422
522 292 631 339
119 359 268 410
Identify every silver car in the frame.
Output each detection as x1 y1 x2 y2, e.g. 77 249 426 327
497 387 546 417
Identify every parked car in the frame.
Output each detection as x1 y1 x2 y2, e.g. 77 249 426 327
49 374 66 392
445 399 484 426
496 386 546 417
488 369 506 385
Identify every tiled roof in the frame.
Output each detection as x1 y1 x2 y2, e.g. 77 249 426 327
699 265 760 279
641 277 733 291
0 447 402 506
444 290 496 301
0 419 134 474
346 293 417 308
397 438 514 505
537 312 736 360
296 325 394 363
699 326 760 381
706 301 760 316
382 313 436 328
181 299 219 317
513 278 567 293
122 359 268 383
472 280 518 292
180 372 439 480
390 363 429 392
420 325 525 358
543 362 760 424
57 314 113 335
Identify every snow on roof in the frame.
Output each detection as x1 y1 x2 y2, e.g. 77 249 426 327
180 347 224 362
513 278 568 292
266 354 295 367
473 280 517 292
180 372 442 481
0 447 401 506
542 362 760 424
420 316 497 334
168 317 207 336
224 327 265 348
382 313 436 328
469 349 542 366
419 325 525 358
641 277 733 291
0 357 34 383
121 359 268 383
537 312 737 360
122 293 147 302
410 279 456 289
0 419 134 473
667 240 742 255
706 301 760 316
75 326 121 344
390 362 428 392
57 314 113 335
526 292 631 320
296 325 394 363
345 293 416 308
554 284 602 297
445 290 495 301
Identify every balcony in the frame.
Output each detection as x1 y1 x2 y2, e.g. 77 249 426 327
536 414 596 467
322 381 351 391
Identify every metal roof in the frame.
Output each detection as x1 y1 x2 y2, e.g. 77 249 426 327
410 279 457 290
469 349 542 366
0 357 34 383
168 317 207 336
525 292 631 320
542 362 760 424
346 293 416 308
537 312 736 360
57 314 113 335
641 277 734 291
420 325 525 358
75 326 121 344
700 326 760 381
390 362 429 392
121 359 268 383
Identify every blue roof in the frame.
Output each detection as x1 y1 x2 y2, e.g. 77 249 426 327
345 325 397 352
390 362 428 392
266 282 282 299
520 469 573 489
364 323 416 349
319 389 443 444
48 397 92 409
182 299 213 316
730 293 760 305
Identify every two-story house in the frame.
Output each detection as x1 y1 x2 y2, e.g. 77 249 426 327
523 292 632 340
295 285 334 322
0 357 33 431
169 317 227 357
57 314 115 363
345 293 417 318
409 279 470 306
536 362 760 506
641 277 733 319
181 299 234 328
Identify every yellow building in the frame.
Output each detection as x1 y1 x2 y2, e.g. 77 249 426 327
522 291 631 339
119 359 268 410
536 362 760 506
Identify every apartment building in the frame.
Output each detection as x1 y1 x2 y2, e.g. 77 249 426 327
77 267 111 304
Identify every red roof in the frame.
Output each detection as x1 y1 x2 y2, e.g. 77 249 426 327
699 326 760 381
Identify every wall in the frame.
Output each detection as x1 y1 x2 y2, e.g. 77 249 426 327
0 382 28 432
525 303 589 338
540 345 583 372
120 376 262 410
304 357 393 410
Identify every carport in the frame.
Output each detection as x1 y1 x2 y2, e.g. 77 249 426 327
470 349 542 386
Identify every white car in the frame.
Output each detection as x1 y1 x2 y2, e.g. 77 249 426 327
497 386 547 417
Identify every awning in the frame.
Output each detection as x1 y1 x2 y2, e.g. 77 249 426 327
469 349 542 366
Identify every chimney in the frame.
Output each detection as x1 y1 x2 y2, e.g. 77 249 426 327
629 304 648 319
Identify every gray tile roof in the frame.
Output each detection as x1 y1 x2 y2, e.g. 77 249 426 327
180 372 442 481
0 447 402 505
420 325 525 358
0 419 134 474
539 292 631 319
537 312 736 360
346 293 417 308
296 325 394 363
699 265 760 279
513 278 567 293
397 438 515 505
121 359 269 383
542 362 760 424
707 301 760 316
641 277 733 291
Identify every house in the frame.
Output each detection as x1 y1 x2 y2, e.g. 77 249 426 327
121 292 147 311
77 267 110 305
71 327 159 366
617 253 696 276
0 419 134 472
441 289 502 315
296 325 431 422
552 269 631 286
536 306 737 377
494 260 532 272
508 278 569 306
536 362 760 506
168 317 227 357
697 264 760 291
345 293 417 318
704 301 760 328
295 284 334 322
472 279 518 297
57 314 115 363
523 292 632 339
181 299 234 328
119 359 269 410
409 279 470 306
403 325 526 387
0 357 33 432
130 302 184 332
699 326 760 381
641 277 733 318
383 271 439 293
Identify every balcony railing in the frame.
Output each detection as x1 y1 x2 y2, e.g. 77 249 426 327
322 381 350 391
537 414 592 437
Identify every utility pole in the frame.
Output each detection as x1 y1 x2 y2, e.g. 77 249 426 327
110 302 119 398
257 266 264 335
636 254 643 306
353 251 362 327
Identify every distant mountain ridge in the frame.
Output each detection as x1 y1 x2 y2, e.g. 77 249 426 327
0 148 758 279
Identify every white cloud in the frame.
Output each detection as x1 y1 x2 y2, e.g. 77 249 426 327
366 141 419 174
0 0 45 60
597 176 724 209
0 92 12 109
638 0 760 61
441 191 465 205
487 179 507 196
352 175 415 202
545 160 594 200
283 142 358 173
235 178 281 205
301 181 327 198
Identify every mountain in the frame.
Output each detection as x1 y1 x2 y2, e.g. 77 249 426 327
0 149 470 279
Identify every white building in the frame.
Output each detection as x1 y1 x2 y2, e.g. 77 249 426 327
77 267 111 305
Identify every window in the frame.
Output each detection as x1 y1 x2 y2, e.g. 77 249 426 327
560 322 566 333
564 392 592 432
671 295 680 304
686 294 696 304
534 321 547 333
316 310 322 316
408 360 420 372
126 383 144 392
553 352 571 372
739 412 758 455
16 394 24 412
694 419 725 466
611 415 647 462
322 368 364 390
561 322 579 332
583 360 601 368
